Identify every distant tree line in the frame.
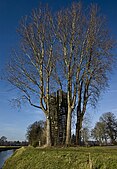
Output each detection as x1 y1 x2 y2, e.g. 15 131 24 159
27 112 117 147
91 112 117 145
0 136 28 146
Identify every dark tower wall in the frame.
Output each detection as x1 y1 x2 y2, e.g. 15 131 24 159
49 90 68 146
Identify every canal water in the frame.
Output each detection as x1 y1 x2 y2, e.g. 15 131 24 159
0 150 14 168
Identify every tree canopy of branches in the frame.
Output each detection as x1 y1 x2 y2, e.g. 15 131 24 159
92 112 117 144
91 121 107 145
0 136 7 146
100 112 117 144
55 3 114 145
26 121 46 147
7 2 115 146
0 136 7 142
7 6 56 146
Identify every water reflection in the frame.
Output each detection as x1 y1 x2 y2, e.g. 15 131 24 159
0 150 14 168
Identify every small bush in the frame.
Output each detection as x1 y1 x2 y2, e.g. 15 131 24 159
32 141 39 147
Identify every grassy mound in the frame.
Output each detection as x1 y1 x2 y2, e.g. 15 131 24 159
3 146 117 169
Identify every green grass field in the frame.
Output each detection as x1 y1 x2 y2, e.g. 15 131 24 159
3 146 117 169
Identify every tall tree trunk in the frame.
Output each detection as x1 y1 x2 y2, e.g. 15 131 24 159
46 117 52 146
76 82 83 145
76 118 82 145
66 107 72 146
76 93 82 145
76 106 83 145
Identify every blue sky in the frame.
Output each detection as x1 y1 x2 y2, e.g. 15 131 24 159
0 0 117 141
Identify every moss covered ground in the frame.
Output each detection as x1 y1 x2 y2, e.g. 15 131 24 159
3 146 117 169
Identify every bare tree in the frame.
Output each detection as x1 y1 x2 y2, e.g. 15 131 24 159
81 127 90 145
56 3 115 145
80 113 91 145
7 6 56 146
6 2 115 147
92 112 117 145
75 5 115 145
91 122 108 145
100 112 117 144
56 2 84 145
26 120 46 147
